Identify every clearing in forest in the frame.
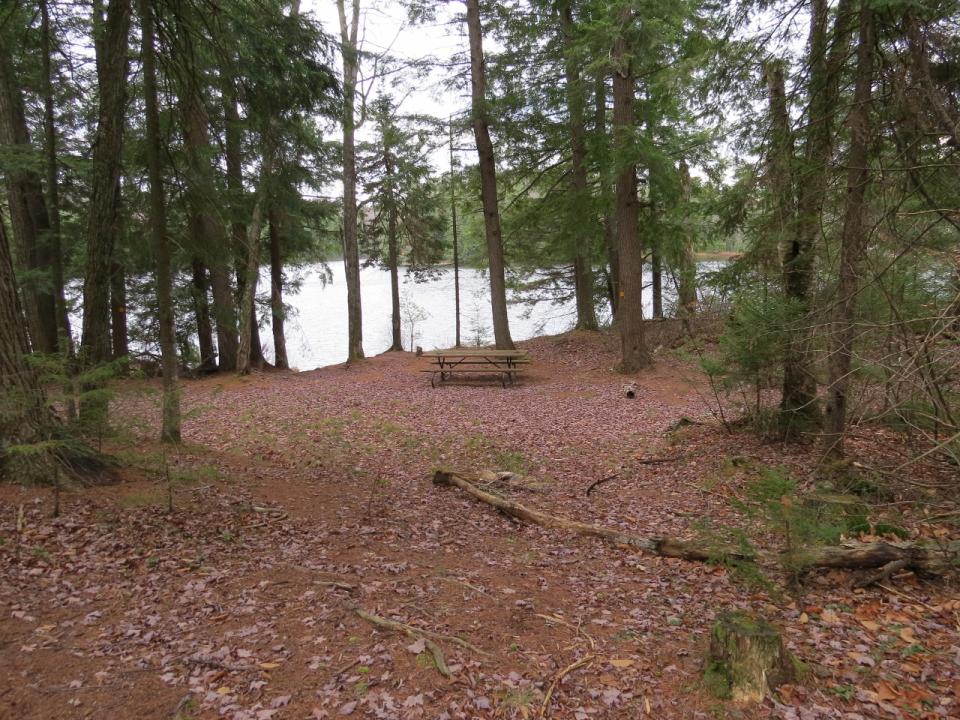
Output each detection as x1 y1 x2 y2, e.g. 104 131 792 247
1 332 958 720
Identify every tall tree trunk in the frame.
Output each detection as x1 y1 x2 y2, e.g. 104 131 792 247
224 84 266 372
191 257 216 373
466 0 514 350
0 39 58 354
612 15 650 373
449 116 462 347
237 166 270 375
595 70 618 319
561 4 598 331
110 259 128 358
0 208 55 461
676 159 697 313
337 0 365 361
179 66 237 371
81 0 130 367
383 149 403 351
766 58 812 438
209 267 236 369
40 0 71 353
268 208 289 369
780 0 853 438
140 0 180 443
823 0 875 457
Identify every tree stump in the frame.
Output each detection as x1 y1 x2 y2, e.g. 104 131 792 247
704 612 795 702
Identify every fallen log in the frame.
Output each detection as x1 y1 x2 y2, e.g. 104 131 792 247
433 470 960 576
793 540 959 577
433 470 741 562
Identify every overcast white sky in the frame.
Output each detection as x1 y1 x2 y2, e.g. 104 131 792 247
300 0 473 174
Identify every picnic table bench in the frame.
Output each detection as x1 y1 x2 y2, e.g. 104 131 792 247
421 349 530 388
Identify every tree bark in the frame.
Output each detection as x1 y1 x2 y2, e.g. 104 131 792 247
676 159 697 313
268 208 289 369
384 151 403 351
823 1 875 457
449 116 462 347
435 470 960 577
40 0 72 353
179 62 237 371
612 13 650 372
109 259 128 359
433 470 723 561
0 38 58 354
337 0 365 361
466 0 514 350
223 82 266 373
191 258 217 373
0 208 54 459
779 0 853 438
764 58 814 439
561 3 598 331
140 0 180 442
81 0 130 367
595 71 619 319
651 239 663 319
706 613 795 702
237 165 270 375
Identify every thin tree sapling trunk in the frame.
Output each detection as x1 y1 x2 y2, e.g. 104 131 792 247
140 0 180 443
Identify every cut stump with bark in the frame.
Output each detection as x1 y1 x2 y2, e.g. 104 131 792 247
705 612 796 702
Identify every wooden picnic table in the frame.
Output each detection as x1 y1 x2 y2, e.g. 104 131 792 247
421 348 530 388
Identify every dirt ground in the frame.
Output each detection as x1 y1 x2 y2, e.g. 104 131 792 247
1 331 958 720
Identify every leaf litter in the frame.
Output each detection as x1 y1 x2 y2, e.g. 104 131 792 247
1 331 958 719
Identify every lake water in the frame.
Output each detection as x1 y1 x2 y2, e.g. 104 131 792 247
266 260 711 370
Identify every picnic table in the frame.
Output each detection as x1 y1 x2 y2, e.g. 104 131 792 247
421 348 530 388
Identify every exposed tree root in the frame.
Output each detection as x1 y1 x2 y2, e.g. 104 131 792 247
433 470 960 577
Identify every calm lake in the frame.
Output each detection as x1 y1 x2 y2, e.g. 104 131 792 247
266 260 718 370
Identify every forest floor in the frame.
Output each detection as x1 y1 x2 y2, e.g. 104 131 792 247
1 330 959 720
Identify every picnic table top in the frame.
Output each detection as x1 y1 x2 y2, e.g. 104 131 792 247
423 348 529 358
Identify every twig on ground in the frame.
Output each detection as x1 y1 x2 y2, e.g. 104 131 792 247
874 583 938 611
350 605 489 678
437 576 490 596
585 473 618 496
534 613 595 649
332 657 362 678
539 654 594 718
